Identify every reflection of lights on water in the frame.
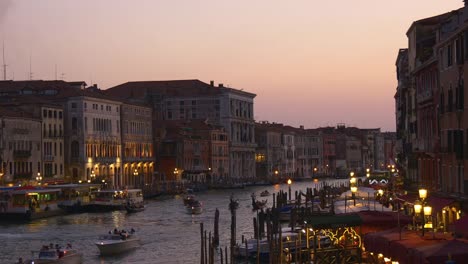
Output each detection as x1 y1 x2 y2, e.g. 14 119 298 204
274 184 280 191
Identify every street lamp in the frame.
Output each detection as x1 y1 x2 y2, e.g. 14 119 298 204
287 178 292 201
366 168 370 178
134 169 139 187
350 186 357 206
90 170 96 183
414 188 430 236
36 172 42 185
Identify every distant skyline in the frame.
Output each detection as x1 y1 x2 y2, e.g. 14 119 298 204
0 0 464 132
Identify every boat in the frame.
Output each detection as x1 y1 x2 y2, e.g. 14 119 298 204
88 189 144 212
183 194 195 206
236 229 332 260
47 184 100 213
252 198 267 211
260 190 270 197
25 243 82 264
125 202 145 213
187 200 203 215
0 186 63 221
95 230 141 255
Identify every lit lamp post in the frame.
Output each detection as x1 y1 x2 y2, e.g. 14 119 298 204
90 170 96 183
36 172 42 185
287 178 292 201
313 167 318 178
351 186 357 206
134 169 139 187
366 168 370 178
0 172 3 186
414 188 431 236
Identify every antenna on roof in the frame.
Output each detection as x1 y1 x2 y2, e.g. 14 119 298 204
29 55 33 80
60 72 65 80
2 41 7 80
55 64 57 80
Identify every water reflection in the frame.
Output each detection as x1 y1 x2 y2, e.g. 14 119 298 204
0 180 350 263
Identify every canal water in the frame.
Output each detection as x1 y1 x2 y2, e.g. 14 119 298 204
0 179 350 264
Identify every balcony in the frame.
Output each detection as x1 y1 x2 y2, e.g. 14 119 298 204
14 172 32 179
44 155 54 162
13 150 31 159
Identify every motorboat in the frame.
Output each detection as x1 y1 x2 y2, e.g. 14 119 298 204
95 230 140 255
187 200 203 215
260 190 270 197
183 194 195 206
25 244 82 264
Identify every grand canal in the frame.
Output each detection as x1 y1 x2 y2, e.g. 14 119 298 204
0 180 348 264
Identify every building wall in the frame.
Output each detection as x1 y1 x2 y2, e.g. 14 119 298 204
0 117 41 183
121 103 154 188
65 97 122 187
40 106 65 180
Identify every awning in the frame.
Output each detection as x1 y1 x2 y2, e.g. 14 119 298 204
304 213 362 229
454 215 468 238
426 196 455 212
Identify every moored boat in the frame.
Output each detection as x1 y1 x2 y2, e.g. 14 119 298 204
47 184 100 213
88 189 143 212
260 190 270 197
25 243 82 264
0 186 63 221
95 230 141 255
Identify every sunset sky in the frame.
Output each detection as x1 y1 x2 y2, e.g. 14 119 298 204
0 0 464 131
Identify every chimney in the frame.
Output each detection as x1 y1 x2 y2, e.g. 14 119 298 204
210 80 214 86
219 83 224 88
300 125 304 130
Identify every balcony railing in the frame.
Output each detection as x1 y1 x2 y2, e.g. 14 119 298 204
13 150 31 159
44 155 54 162
14 172 32 179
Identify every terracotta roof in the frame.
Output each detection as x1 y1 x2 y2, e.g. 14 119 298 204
106 79 256 99
0 80 121 102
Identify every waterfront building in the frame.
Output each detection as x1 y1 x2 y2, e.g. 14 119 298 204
106 80 256 182
156 120 221 183
0 107 41 184
0 97 66 183
296 127 322 179
120 102 154 188
436 8 468 194
255 122 285 182
395 48 411 180
0 81 123 186
396 3 468 195
319 127 337 177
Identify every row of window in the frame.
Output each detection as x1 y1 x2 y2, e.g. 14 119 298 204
71 102 120 113
8 140 39 151
43 141 63 157
5 161 62 176
124 121 151 135
42 109 63 119
43 124 63 138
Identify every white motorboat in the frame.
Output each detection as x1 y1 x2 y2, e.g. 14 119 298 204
95 231 141 255
26 244 82 264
